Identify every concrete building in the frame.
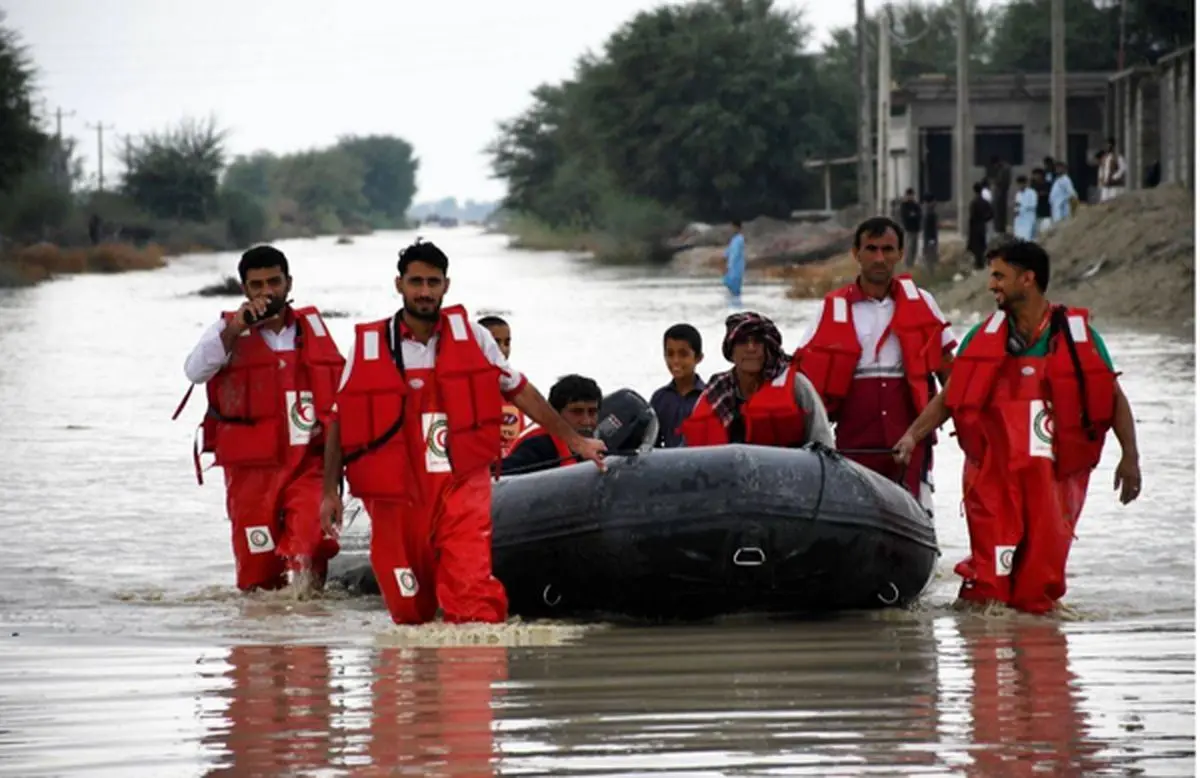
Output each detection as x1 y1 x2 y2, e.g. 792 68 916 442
885 72 1112 206
1107 44 1194 192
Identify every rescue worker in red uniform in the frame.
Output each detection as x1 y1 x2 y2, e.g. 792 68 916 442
320 239 607 625
796 216 957 511
478 315 528 456
894 240 1142 614
181 246 345 594
680 312 834 448
501 374 602 475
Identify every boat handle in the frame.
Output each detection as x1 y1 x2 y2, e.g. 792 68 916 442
732 547 766 566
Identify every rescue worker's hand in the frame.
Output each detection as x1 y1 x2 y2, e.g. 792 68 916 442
1114 452 1142 504
570 436 608 471
892 432 917 465
234 296 273 332
319 490 344 537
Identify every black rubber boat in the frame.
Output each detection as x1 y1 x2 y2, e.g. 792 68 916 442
328 390 940 621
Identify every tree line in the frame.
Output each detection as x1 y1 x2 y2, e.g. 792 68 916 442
0 13 420 252
488 0 1193 258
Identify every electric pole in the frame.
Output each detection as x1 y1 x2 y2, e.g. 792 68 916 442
1050 0 1067 161
1117 0 1127 71
857 0 874 211
876 5 892 215
86 122 115 192
51 107 76 187
955 0 970 237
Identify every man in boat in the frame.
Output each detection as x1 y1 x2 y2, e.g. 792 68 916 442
319 239 607 625
893 239 1142 614
477 315 527 456
795 215 957 513
679 311 834 448
500 374 603 475
180 245 345 594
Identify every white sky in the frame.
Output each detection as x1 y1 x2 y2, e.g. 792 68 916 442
5 0 879 204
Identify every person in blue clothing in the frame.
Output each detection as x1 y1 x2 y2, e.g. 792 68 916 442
1013 175 1038 240
723 220 745 297
1049 160 1079 224
650 323 706 447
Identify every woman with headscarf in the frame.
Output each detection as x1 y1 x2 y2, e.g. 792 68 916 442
678 312 833 448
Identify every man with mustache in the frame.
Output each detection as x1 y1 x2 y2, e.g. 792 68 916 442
795 216 956 514
319 239 607 625
893 239 1142 614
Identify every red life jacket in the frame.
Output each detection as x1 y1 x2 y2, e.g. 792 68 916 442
336 305 504 503
173 306 344 485
945 306 1116 478
508 427 574 467
796 275 948 419
499 403 528 458
678 363 808 447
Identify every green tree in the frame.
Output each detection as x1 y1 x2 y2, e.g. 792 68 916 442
272 148 368 231
0 14 47 196
989 0 1120 71
569 0 825 221
223 151 278 201
487 82 576 218
336 134 419 222
120 116 227 221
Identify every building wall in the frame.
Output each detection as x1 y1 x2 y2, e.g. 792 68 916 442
895 95 1107 205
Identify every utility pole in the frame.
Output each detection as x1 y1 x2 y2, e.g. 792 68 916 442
51 107 76 187
86 121 115 192
876 5 893 215
954 0 970 237
1117 0 1127 71
1050 0 1067 161
857 0 874 211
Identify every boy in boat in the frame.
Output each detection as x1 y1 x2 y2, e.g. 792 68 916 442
500 374 603 475
650 323 706 448
478 315 527 456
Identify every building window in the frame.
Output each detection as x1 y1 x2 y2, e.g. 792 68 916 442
974 126 1024 166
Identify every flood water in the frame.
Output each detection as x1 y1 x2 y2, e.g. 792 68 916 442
0 228 1193 776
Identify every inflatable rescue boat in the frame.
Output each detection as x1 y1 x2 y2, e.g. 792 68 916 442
328 389 939 621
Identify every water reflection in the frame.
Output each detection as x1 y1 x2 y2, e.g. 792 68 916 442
958 620 1100 777
201 643 507 777
192 617 1159 776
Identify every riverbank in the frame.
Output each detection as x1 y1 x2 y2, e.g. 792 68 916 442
933 185 1194 340
0 242 170 288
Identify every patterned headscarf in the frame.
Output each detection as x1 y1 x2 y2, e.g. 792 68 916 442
703 312 791 428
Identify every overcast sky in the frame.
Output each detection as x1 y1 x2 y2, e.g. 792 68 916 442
6 0 879 205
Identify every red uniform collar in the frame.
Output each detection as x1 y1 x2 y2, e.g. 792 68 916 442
394 309 443 341
844 277 902 305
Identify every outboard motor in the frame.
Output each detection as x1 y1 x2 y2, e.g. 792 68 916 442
595 388 659 454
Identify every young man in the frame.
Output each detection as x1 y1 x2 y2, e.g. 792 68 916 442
1013 175 1038 240
650 323 706 448
680 312 834 449
501 374 603 475
795 216 956 513
898 188 922 268
320 239 606 625
894 240 1142 614
180 245 345 594
478 315 526 457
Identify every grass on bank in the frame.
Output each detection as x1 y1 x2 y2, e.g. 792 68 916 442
0 242 167 288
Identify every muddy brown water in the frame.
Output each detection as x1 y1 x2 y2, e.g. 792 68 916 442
0 228 1192 776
